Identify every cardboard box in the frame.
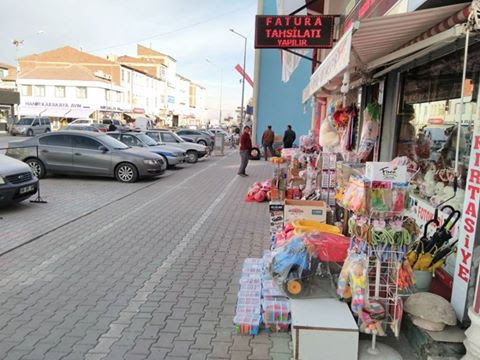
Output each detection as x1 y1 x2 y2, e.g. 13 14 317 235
284 199 327 224
269 201 285 236
365 162 407 182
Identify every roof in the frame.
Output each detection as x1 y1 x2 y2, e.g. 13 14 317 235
19 64 110 83
20 46 114 65
137 44 176 62
119 63 161 81
0 62 15 70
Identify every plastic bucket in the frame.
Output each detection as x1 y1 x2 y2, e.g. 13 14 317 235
414 270 433 292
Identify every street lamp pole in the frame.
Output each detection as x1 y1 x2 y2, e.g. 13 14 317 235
230 29 247 128
206 58 223 125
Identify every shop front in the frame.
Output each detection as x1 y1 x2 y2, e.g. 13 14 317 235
234 2 480 359
0 89 20 131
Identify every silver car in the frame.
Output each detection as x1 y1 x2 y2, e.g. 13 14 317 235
107 131 186 167
145 130 208 163
0 154 38 206
5 131 166 183
11 117 51 136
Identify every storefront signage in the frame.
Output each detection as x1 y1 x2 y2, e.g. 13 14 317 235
132 107 145 114
343 0 399 34
452 89 480 321
255 15 334 49
24 101 85 109
303 28 352 102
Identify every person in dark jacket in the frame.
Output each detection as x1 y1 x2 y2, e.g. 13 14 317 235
238 126 252 177
108 123 117 132
283 125 296 148
261 125 275 161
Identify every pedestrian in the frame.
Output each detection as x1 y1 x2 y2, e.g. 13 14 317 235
261 125 275 161
283 125 296 149
238 125 252 177
108 122 117 132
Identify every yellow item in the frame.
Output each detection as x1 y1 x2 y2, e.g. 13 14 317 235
270 157 285 164
413 253 433 271
407 250 418 267
429 259 445 272
292 219 341 235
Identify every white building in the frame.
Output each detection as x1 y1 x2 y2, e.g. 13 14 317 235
16 65 129 125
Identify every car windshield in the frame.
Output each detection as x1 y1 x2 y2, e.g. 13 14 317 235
97 135 129 150
16 118 33 125
137 133 158 146
172 133 185 143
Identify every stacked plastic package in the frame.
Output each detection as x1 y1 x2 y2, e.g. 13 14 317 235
234 252 291 335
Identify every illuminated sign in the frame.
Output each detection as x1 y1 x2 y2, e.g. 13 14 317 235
255 15 334 49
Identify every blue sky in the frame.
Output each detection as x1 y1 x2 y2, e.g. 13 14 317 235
0 0 258 120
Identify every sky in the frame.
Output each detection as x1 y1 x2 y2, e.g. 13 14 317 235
0 0 258 121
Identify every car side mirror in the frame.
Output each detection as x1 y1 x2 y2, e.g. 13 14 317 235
98 146 108 153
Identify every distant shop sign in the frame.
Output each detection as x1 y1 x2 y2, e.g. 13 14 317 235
255 15 334 49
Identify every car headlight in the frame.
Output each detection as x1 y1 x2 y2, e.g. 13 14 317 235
0 176 5 185
143 159 157 165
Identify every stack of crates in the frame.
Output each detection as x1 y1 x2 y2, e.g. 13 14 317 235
234 258 263 335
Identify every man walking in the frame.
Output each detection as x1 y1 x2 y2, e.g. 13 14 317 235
283 125 296 149
261 125 275 161
238 126 252 177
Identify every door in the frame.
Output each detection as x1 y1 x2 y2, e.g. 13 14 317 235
31 118 41 134
71 135 112 175
38 134 73 172
160 132 178 144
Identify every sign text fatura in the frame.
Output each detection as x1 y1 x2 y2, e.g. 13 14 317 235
255 15 334 49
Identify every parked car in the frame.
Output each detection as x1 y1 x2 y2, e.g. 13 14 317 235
65 123 108 132
10 117 51 136
0 154 38 206
107 131 186 167
145 129 208 163
5 131 166 183
102 118 126 131
68 118 96 127
176 129 214 147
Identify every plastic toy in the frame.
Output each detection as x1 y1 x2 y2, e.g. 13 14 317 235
233 313 261 335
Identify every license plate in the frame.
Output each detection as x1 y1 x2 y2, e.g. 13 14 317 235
19 185 35 194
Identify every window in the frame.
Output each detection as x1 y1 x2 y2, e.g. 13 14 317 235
121 69 125 81
33 85 45 97
72 135 102 150
162 133 177 143
39 134 71 147
116 91 121 102
76 87 87 99
108 133 120 140
121 134 141 147
41 118 50 125
55 86 66 98
146 132 160 142
21 85 32 96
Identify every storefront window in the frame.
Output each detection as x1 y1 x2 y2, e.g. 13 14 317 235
21 85 31 96
55 86 66 98
396 42 480 191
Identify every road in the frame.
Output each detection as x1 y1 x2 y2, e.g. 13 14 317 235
0 147 294 360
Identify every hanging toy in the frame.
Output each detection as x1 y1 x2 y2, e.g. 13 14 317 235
349 255 368 314
357 102 380 161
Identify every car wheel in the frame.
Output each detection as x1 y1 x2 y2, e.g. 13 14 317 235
26 158 46 179
160 155 169 167
27 129 33 137
198 140 207 146
115 163 138 183
186 150 198 163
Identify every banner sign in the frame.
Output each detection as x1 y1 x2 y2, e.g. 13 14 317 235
255 15 334 49
452 86 480 321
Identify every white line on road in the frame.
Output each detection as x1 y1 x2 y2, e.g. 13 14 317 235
0 153 234 288
85 162 239 359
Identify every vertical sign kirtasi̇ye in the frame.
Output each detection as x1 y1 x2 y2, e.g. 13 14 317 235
452 87 480 321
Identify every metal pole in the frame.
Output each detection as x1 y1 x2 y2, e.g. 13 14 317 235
455 26 470 175
240 36 247 128
219 68 223 125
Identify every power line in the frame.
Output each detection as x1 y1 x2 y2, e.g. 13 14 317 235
89 1 256 53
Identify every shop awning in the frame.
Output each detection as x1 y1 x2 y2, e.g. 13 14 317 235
302 2 470 102
63 108 95 119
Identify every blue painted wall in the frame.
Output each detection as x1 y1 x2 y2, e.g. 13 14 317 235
255 0 311 145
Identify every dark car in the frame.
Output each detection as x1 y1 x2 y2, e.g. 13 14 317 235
0 154 38 206
176 129 214 147
5 131 166 183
